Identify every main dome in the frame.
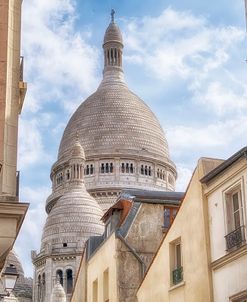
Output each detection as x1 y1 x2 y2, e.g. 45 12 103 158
58 19 169 163
52 15 177 212
58 84 169 162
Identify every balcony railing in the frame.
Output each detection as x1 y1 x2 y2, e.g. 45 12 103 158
172 266 183 285
225 226 245 251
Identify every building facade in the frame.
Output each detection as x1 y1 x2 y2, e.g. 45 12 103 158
137 148 247 302
201 147 247 302
71 190 183 302
136 158 222 302
0 0 28 271
32 12 177 301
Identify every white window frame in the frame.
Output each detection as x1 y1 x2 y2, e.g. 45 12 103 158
223 180 245 235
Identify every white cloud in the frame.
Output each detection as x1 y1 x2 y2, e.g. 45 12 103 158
175 165 193 192
167 115 247 161
22 0 100 114
18 118 45 169
15 186 51 277
123 8 246 116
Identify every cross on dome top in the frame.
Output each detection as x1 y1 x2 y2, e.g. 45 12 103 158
111 9 115 23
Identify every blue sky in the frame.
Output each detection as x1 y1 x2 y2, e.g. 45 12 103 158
15 0 247 277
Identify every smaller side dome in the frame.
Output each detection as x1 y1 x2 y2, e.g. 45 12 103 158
51 281 66 302
71 138 85 159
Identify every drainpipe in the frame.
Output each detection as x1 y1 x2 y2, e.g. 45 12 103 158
115 230 146 278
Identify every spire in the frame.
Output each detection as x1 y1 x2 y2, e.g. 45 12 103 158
111 9 115 23
103 10 123 75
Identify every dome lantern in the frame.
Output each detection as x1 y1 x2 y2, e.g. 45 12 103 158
103 10 123 74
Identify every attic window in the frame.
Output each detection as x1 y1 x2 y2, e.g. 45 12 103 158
63 243 67 247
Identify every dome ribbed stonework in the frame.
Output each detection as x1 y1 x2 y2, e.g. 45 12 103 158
41 188 104 253
103 21 123 45
58 85 169 161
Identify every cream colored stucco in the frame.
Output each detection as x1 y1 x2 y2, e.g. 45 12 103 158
72 233 118 302
205 156 247 301
137 160 213 302
0 0 28 270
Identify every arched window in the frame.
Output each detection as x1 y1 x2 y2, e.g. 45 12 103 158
110 163 113 173
66 169 70 180
121 163 125 173
126 163 129 173
157 169 160 178
57 269 63 286
144 165 148 176
141 165 144 175
42 273 46 300
148 166 151 176
38 274 41 302
101 163 105 174
90 164 94 174
66 269 73 294
107 49 110 64
86 165 90 175
130 163 134 174
106 163 109 173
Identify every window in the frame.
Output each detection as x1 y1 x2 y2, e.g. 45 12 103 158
164 207 177 230
66 169 70 180
66 269 73 294
170 239 183 285
141 165 144 175
38 274 41 302
103 269 109 302
90 164 94 174
56 269 63 286
42 273 46 299
93 279 98 302
63 243 67 247
225 185 245 251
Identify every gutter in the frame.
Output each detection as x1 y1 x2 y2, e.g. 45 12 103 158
115 230 146 278
200 146 247 184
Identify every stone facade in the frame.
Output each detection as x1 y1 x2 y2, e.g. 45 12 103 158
71 190 183 302
33 13 177 301
0 0 28 270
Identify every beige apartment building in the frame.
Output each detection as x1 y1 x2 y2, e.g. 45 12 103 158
137 148 247 302
201 147 247 302
0 0 28 270
136 158 223 302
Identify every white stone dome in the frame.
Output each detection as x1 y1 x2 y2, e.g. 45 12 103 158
58 84 170 162
41 187 104 253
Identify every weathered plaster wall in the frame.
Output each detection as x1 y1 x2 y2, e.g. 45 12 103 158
137 161 213 302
